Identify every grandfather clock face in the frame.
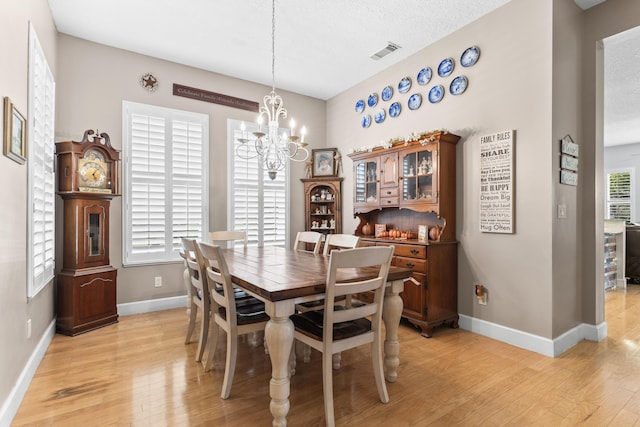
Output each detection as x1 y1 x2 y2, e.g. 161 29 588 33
78 148 112 193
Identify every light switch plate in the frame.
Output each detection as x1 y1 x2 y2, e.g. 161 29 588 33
558 204 567 219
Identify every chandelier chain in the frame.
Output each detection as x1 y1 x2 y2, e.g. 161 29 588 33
271 0 276 92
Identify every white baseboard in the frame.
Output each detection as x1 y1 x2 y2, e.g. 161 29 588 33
117 295 188 316
0 319 55 427
459 314 607 357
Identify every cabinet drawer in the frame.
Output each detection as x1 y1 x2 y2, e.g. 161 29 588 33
381 197 399 206
393 244 426 258
381 187 399 197
394 256 427 273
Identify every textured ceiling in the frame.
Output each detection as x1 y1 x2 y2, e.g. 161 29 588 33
47 0 637 145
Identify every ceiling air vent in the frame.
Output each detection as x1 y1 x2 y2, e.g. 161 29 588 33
370 42 401 60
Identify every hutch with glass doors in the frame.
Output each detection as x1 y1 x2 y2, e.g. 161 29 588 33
55 130 121 336
348 131 460 337
301 177 343 246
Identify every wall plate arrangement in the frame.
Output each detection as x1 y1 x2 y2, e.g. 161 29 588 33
437 58 455 77
408 93 423 110
450 76 468 95
398 76 412 94
367 92 379 108
361 114 372 128
374 108 386 124
428 85 445 103
389 102 401 118
417 67 432 85
355 99 365 113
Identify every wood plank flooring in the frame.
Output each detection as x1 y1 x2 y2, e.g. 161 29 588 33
12 285 640 426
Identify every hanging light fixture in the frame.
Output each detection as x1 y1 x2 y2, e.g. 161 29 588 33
236 0 309 180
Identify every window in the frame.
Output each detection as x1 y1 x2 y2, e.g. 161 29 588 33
227 119 289 247
27 23 56 298
606 168 634 223
122 101 208 265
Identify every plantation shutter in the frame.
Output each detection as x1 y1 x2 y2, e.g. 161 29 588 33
28 23 56 297
229 121 288 247
606 170 633 222
123 102 208 265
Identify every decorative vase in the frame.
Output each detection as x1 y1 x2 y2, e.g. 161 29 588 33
362 222 373 236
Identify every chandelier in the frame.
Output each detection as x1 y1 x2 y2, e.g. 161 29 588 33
236 0 309 180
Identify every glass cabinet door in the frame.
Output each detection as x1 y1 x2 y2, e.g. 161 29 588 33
354 158 380 208
365 160 378 203
401 145 437 206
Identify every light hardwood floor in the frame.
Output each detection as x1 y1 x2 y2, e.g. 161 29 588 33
12 286 640 426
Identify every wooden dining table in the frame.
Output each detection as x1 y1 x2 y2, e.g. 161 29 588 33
220 246 412 426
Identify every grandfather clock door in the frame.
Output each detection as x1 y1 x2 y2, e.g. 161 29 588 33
63 197 111 270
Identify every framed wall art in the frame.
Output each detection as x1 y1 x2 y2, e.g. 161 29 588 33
3 97 27 164
312 148 337 177
560 134 578 186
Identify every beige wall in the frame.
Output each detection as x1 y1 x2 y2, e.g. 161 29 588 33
0 0 58 417
328 0 556 337
55 35 327 304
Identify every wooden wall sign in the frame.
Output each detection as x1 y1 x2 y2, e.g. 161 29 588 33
173 83 258 112
480 130 515 234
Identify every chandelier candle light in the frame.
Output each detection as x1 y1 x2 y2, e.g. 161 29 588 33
236 0 309 180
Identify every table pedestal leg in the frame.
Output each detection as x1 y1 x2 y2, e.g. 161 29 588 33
383 281 404 383
265 316 294 427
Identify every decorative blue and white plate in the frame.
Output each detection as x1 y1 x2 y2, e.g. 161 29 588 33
355 99 365 113
398 76 412 94
389 102 401 118
381 85 393 101
428 85 445 103
361 114 372 128
417 67 432 86
374 108 386 124
450 76 468 95
460 46 480 67
437 58 455 77
408 93 422 110
367 93 379 108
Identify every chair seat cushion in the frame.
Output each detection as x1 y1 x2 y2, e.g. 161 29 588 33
218 297 269 325
291 308 371 341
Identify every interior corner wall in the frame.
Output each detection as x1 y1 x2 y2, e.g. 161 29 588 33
0 0 58 422
327 0 555 339
580 0 640 327
551 0 583 338
55 35 326 305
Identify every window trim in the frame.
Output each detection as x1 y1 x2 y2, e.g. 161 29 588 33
226 119 290 248
122 101 209 266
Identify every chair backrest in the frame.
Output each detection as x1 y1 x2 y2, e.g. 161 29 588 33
180 237 197 262
293 231 323 255
194 241 236 321
323 233 360 256
209 230 248 249
323 246 394 340
184 239 207 302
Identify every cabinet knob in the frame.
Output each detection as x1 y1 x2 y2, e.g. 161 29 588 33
410 249 419 255
406 263 415 268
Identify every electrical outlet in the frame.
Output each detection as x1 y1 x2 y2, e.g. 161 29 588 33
154 276 162 288
27 318 32 339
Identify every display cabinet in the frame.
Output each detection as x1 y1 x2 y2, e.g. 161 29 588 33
301 177 343 243
348 131 460 336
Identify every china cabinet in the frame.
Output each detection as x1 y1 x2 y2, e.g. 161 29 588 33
55 130 120 336
348 131 460 336
301 177 343 244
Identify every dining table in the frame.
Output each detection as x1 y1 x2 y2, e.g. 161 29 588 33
220 245 412 426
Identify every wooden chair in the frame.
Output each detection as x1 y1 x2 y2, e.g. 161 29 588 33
291 246 394 427
209 230 248 248
322 233 360 256
293 231 322 254
195 241 270 399
183 239 210 364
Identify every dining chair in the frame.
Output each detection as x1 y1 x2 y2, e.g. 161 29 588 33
195 241 270 399
291 246 394 427
293 231 323 254
322 233 360 256
183 239 211 364
209 230 248 249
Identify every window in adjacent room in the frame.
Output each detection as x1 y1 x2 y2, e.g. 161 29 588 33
27 23 56 298
227 119 289 247
606 168 634 223
122 101 209 265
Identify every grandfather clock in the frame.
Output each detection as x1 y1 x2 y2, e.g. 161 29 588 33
55 129 121 336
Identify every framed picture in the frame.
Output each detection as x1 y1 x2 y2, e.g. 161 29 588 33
312 148 337 177
418 225 428 242
3 97 27 164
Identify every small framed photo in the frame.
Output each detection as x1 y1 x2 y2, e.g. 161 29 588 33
418 225 428 242
3 97 27 164
312 148 337 177
561 134 578 157
560 169 578 186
